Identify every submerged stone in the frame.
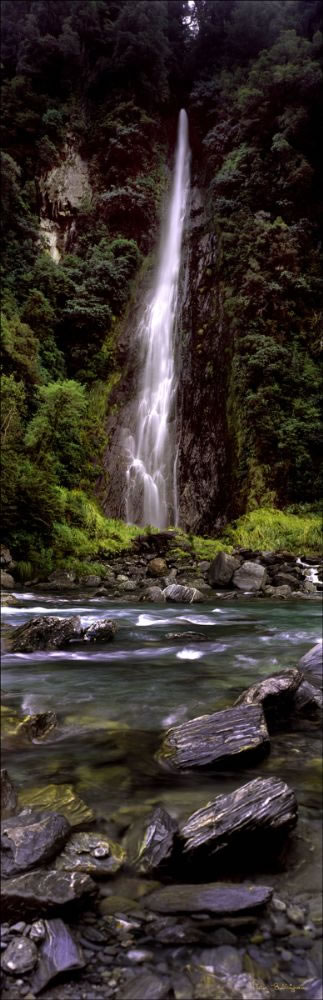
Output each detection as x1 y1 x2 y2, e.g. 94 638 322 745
10 615 82 652
118 972 170 999
55 831 125 876
180 776 297 855
156 704 269 771
124 806 178 874
1 868 95 919
185 967 270 999
299 641 322 689
18 783 93 827
145 882 273 914
1 936 38 975
30 918 84 995
1 769 18 818
1 809 70 877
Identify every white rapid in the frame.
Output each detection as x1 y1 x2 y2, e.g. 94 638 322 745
125 109 190 528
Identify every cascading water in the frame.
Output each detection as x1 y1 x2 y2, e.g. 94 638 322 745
125 109 190 528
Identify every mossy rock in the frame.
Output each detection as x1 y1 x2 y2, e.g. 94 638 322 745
19 782 94 827
56 831 126 877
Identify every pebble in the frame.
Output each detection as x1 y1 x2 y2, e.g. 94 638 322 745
82 926 106 943
270 915 290 936
289 935 314 950
126 950 154 963
272 897 287 912
29 920 46 941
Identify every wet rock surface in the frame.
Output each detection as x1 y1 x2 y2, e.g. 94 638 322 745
180 777 298 857
163 584 203 603
83 618 118 642
18 783 94 827
235 668 303 717
157 704 269 770
145 882 273 914
299 640 322 688
1 868 96 919
1 809 70 877
1 935 38 974
9 616 82 652
31 918 85 994
1 770 18 819
124 806 178 875
55 832 126 877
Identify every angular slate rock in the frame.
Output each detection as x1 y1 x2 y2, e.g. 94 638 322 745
145 882 273 914
55 831 125 876
207 552 240 588
156 705 269 771
292 679 323 715
1 868 96 919
1 769 18 819
163 584 203 603
1 936 38 975
30 918 84 995
299 641 322 689
124 806 178 874
10 615 82 652
180 776 297 855
233 561 267 592
83 618 118 642
235 668 303 713
118 972 170 999
1 809 70 877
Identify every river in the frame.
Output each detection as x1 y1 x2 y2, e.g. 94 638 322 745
2 594 322 831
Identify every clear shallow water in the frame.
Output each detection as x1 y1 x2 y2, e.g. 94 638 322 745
1 595 322 828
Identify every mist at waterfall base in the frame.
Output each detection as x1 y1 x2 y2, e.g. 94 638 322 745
125 110 190 529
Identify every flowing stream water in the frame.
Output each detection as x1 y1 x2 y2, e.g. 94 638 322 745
2 595 322 860
125 110 190 528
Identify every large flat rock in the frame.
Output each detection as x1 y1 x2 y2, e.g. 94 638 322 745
1 868 96 919
156 705 269 771
180 776 297 854
145 882 273 914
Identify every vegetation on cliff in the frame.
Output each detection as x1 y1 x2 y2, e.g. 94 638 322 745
1 0 322 567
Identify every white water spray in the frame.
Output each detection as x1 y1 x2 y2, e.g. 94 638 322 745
125 110 190 528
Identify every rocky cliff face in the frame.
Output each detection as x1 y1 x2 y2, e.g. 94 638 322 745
38 136 92 261
175 185 232 534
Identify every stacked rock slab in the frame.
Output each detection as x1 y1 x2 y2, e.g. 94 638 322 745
156 704 269 770
180 776 298 854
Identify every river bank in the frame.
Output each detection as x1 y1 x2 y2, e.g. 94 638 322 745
1 593 322 998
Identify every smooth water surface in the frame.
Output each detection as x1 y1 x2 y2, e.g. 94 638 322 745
2 595 322 831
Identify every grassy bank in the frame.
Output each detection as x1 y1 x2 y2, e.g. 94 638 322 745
13 497 321 582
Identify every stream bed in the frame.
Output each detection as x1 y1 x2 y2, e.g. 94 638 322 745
1 594 322 999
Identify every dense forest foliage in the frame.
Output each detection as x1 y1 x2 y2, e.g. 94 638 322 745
1 0 322 575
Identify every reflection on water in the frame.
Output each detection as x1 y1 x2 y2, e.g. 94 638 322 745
1 595 322 827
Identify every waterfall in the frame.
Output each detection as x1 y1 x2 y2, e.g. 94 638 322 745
125 109 190 528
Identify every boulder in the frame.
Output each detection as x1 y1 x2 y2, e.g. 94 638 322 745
41 571 77 591
1 594 21 607
273 585 292 598
83 618 118 642
0 545 13 566
30 918 85 994
180 776 297 856
1 868 96 919
273 572 300 588
124 806 178 875
156 704 269 771
1 570 15 589
1 770 18 819
1 936 38 975
292 679 323 716
10 615 82 652
142 586 166 603
233 561 267 592
147 558 167 577
207 552 240 588
82 574 101 587
18 783 94 828
235 668 303 718
145 882 273 914
299 641 322 689
163 584 203 603
55 831 125 876
1 809 70 877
